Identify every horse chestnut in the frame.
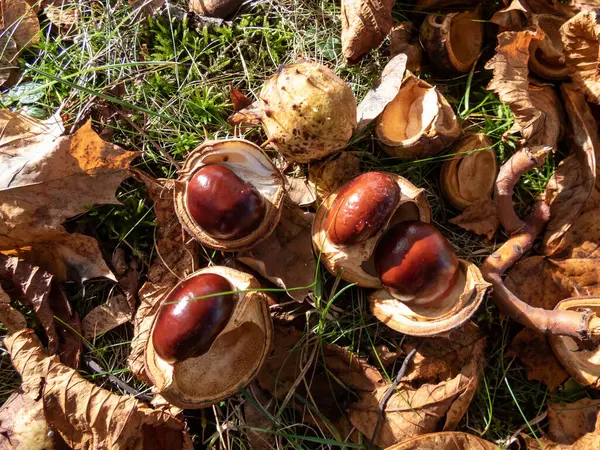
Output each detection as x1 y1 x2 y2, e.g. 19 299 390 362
186 164 265 240
152 273 236 364
374 221 459 306
325 172 400 246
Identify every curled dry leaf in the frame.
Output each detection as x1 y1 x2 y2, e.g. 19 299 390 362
547 398 600 445
237 207 316 302
45 3 79 32
505 328 569 390
415 0 479 10
390 22 422 73
529 14 568 80
486 28 565 148
542 84 598 255
5 329 192 449
1 0 40 52
0 253 81 368
0 35 18 87
560 9 600 104
491 0 531 31
341 0 395 64
128 171 199 382
0 112 139 281
308 151 361 202
129 0 164 16
449 197 500 240
356 53 408 133
385 432 498 450
82 293 134 339
229 86 253 112
189 0 242 18
348 322 485 448
0 390 68 450
284 174 317 207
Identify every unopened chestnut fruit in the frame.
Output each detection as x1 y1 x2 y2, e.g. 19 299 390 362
375 221 459 306
186 164 266 240
325 172 400 246
152 273 236 364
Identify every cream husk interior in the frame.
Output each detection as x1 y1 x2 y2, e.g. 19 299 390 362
449 10 483 68
312 174 432 288
146 266 271 407
550 298 600 388
175 139 285 251
369 260 490 336
379 80 439 144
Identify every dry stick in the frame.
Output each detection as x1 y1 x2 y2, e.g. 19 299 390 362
370 346 419 446
482 148 600 340
86 359 152 402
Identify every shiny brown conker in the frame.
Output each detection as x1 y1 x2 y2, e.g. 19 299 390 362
152 273 236 364
325 172 400 246
186 164 266 240
374 221 459 306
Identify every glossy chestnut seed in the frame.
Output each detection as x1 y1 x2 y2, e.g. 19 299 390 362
186 164 266 240
325 172 400 246
152 273 236 364
375 221 459 306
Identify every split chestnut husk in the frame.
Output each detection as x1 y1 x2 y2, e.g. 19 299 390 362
145 266 272 408
174 139 285 251
420 9 483 74
312 172 432 288
550 297 600 389
440 134 497 210
375 72 460 159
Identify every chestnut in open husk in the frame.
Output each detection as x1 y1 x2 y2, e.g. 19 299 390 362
375 72 460 159
312 172 432 288
440 134 497 210
174 139 285 251
420 9 483 74
550 297 600 389
145 266 273 408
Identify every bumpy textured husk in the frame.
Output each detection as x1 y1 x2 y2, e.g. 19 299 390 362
174 139 285 251
375 72 460 159
145 266 273 408
312 173 431 288
259 61 357 163
369 260 490 336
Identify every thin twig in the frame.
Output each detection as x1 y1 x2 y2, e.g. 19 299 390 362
86 359 151 401
370 346 419 445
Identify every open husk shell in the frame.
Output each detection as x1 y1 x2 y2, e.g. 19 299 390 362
312 173 431 288
370 260 489 336
529 14 569 80
375 72 460 159
259 61 357 163
420 9 483 73
145 266 273 408
174 139 285 251
549 297 600 389
440 134 497 210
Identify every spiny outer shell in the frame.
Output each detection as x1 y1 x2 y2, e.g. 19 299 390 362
174 139 285 251
420 9 483 74
312 173 432 288
550 297 600 389
440 134 497 211
375 73 461 159
369 260 490 336
145 266 273 409
259 61 357 163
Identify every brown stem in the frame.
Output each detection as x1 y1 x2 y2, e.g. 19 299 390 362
494 146 552 234
484 147 600 340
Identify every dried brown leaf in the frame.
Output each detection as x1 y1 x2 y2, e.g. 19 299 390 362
561 9 600 104
1 0 40 52
128 171 198 382
385 432 498 450
341 0 394 64
491 0 531 31
5 329 192 449
242 383 277 449
0 390 68 450
308 151 361 202
45 3 78 32
128 0 164 15
415 0 479 10
0 253 81 367
505 328 569 390
82 293 134 339
0 35 18 87
390 22 422 73
227 101 263 128
547 398 600 445
284 175 317 207
542 84 598 255
0 112 139 281
348 323 485 448
230 86 253 112
449 197 500 240
356 53 408 132
189 0 242 19
237 207 316 302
